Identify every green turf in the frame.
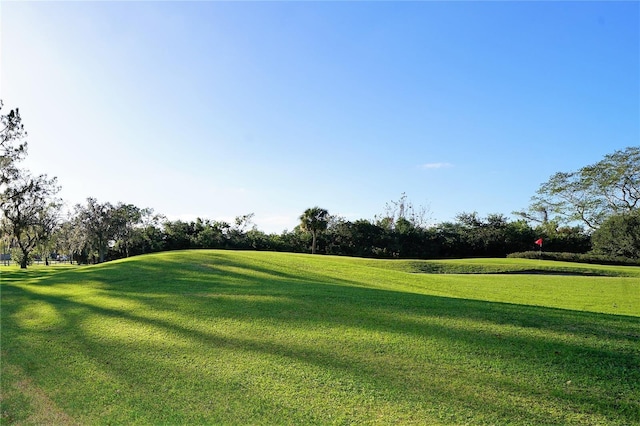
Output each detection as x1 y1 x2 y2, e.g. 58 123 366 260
2 250 639 425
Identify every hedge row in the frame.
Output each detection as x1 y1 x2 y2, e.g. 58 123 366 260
507 251 640 267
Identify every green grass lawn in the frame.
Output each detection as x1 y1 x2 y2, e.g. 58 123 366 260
2 250 639 425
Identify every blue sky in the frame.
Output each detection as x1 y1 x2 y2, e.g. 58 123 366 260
2 1 638 233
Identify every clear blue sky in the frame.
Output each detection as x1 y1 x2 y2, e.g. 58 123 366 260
2 1 638 233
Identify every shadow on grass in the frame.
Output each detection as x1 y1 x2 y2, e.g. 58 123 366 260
2 252 639 424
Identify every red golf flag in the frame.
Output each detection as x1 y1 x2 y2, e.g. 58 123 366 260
534 238 543 247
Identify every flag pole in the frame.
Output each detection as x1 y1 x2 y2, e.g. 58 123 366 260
534 238 543 259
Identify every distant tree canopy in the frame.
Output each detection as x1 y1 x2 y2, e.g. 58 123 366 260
517 146 639 230
23 201 594 265
68 199 159 264
2 101 635 266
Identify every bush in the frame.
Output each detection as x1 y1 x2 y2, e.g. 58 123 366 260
591 211 640 259
507 251 640 266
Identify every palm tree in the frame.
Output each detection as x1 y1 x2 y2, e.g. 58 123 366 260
299 207 329 254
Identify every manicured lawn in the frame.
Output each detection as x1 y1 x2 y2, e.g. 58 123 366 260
2 250 639 425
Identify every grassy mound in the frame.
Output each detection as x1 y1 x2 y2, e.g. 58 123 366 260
2 250 639 425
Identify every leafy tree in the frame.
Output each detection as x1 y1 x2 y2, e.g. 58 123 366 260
162 220 196 251
0 100 28 186
278 228 309 253
455 211 485 228
0 101 63 268
192 218 229 249
588 147 640 211
51 218 84 263
434 221 466 258
453 212 509 257
513 202 551 226
244 228 278 251
393 219 436 259
447 212 541 257
0 172 61 268
132 215 166 255
111 203 154 258
74 198 121 263
228 213 256 248
591 210 640 259
325 218 388 258
519 146 639 230
299 207 329 254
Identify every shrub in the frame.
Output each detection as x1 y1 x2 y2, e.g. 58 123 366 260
592 211 640 259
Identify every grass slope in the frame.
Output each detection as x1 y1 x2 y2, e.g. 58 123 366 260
2 250 639 425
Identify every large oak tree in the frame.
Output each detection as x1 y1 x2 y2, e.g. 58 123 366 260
1 101 61 268
517 146 639 230
0 172 61 268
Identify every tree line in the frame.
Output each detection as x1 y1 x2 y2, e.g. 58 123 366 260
27 200 593 265
1 101 638 267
